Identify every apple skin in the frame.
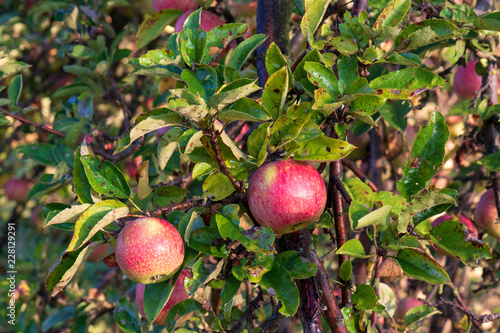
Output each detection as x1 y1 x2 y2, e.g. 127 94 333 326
247 159 327 236
174 10 224 32
136 269 193 326
453 60 483 100
151 0 197 12
115 217 185 284
394 298 423 322
88 244 112 262
4 179 30 203
474 189 500 238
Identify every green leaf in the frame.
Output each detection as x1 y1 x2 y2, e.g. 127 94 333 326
394 248 450 284
66 200 128 252
373 0 411 30
80 153 131 199
185 257 220 295
154 186 188 206
301 0 331 45
405 304 441 326
158 127 184 170
275 251 318 279
304 62 339 98
165 299 204 330
203 171 237 201
232 253 274 283
397 111 449 200
113 297 141 333
369 68 446 100
325 36 358 56
63 64 92 77
46 241 105 296
270 103 312 146
395 19 467 53
374 191 406 216
44 204 91 228
247 122 272 165
64 116 88 147
260 263 300 317
220 274 241 320
189 226 229 257
0 61 31 80
339 260 353 281
41 306 75 332
345 177 374 206
116 109 183 152
378 100 412 132
18 143 58 166
208 79 261 112
215 205 276 256
229 34 267 71
430 220 493 265
220 97 272 122
143 248 199 323
337 55 359 94
294 135 355 162
355 205 392 230
378 53 422 67
178 9 208 66
136 9 182 50
266 42 293 88
398 189 456 233
352 284 378 310
478 152 500 171
336 239 373 258
52 84 92 99
7 74 22 106
262 67 289 119
293 49 322 95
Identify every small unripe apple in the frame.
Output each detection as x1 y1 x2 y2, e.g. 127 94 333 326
453 60 482 100
474 189 500 238
151 0 197 12
394 297 423 322
115 217 184 284
136 269 192 326
174 10 224 32
247 159 327 236
4 178 30 203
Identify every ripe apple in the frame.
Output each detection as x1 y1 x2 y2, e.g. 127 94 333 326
115 217 185 284
174 10 224 32
4 178 30 203
453 60 482 100
151 0 197 12
394 297 423 322
247 159 327 236
88 244 112 262
136 269 193 326
474 189 500 238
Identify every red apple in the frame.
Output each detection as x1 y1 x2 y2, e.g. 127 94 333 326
394 297 423 322
174 10 224 32
453 60 482 100
151 0 197 12
474 189 500 238
88 244 112 262
115 217 185 284
136 269 193 326
4 178 30 203
247 159 327 236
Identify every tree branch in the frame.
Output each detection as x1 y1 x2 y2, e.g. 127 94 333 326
1 107 66 138
228 288 264 333
342 159 379 192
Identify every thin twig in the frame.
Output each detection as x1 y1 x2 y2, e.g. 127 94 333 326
108 70 132 130
93 137 145 164
261 300 283 333
342 159 379 192
1 107 66 138
228 288 264 333
208 130 246 195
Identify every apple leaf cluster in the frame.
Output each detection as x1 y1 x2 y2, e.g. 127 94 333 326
2 0 500 331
